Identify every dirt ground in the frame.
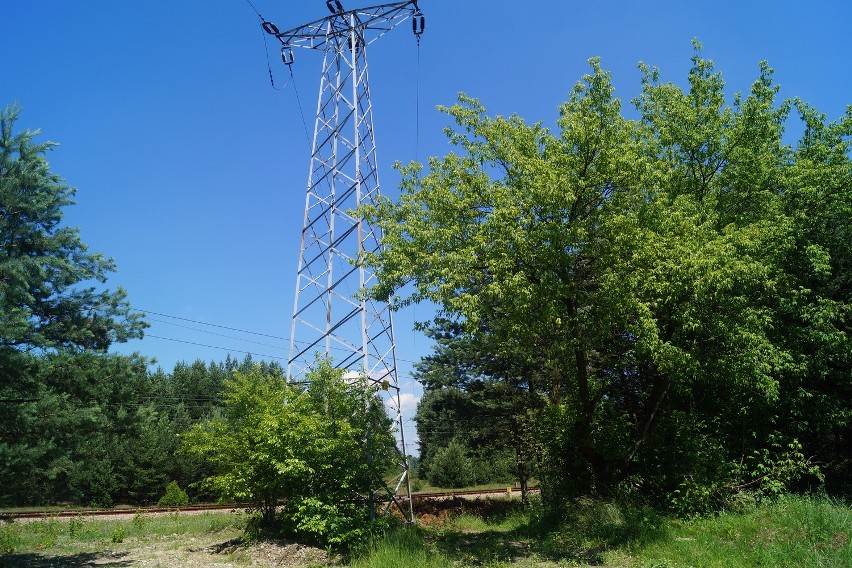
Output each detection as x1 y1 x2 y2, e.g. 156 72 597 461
0 534 335 567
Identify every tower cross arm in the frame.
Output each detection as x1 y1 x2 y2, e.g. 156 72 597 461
269 1 422 51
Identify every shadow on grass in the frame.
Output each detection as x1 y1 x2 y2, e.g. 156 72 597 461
429 529 534 565
0 551 132 567
427 498 670 566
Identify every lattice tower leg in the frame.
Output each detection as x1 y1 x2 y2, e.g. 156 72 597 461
287 16 413 522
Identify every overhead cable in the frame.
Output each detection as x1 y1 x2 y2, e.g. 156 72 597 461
136 309 424 365
146 334 287 361
135 309 287 340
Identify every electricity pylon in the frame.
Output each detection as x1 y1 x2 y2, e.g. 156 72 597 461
262 1 424 521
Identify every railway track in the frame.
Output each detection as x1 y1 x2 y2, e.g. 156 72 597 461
1 487 539 521
1 503 242 521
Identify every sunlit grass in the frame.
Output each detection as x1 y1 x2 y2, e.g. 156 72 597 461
411 478 537 495
3 495 849 566
449 510 529 533
621 495 852 568
358 495 851 567
348 527 450 568
0 511 246 555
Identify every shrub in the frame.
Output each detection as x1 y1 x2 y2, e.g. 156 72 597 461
110 526 125 543
157 481 190 507
0 523 22 554
181 360 398 549
427 439 474 488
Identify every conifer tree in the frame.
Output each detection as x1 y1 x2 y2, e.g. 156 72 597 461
0 103 146 352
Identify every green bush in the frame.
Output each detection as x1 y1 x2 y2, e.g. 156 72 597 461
181 360 399 549
110 526 125 543
427 439 474 488
157 481 190 507
68 516 84 538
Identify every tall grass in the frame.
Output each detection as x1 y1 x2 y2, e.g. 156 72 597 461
348 527 450 568
352 495 850 567
625 495 852 567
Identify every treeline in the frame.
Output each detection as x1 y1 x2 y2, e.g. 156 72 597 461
0 351 280 507
366 45 852 512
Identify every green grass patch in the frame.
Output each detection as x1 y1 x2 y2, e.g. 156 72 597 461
0 511 246 556
352 494 850 567
2 495 848 566
411 478 536 495
349 527 451 568
622 495 852 568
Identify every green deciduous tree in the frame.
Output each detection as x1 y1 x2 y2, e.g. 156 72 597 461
362 44 851 508
181 360 398 547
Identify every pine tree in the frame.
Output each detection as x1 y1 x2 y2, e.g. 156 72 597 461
0 103 146 352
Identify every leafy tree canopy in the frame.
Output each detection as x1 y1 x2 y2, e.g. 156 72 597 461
363 43 852 506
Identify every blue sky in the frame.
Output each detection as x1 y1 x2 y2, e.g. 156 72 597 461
3 0 851 451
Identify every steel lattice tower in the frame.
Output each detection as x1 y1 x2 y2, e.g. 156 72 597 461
262 1 424 521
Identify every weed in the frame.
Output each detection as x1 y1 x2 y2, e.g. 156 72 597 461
0 522 22 554
131 511 147 533
68 515 84 538
111 526 126 543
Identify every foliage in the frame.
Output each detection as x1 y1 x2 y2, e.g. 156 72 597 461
0 351 164 506
157 481 190 507
414 320 539 495
0 522 22 554
363 43 852 507
0 352 271 508
0 103 146 353
180 359 398 548
110 526 125 543
426 439 475 489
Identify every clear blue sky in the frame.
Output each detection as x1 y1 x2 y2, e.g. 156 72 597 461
3 0 851 451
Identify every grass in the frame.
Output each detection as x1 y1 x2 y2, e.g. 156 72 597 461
623 495 852 567
410 477 537 495
349 528 451 568
2 495 849 566
0 511 246 556
354 494 851 567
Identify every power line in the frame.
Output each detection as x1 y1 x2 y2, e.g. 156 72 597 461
146 335 287 361
290 66 313 152
243 0 263 19
137 309 425 365
136 309 287 340
147 317 287 351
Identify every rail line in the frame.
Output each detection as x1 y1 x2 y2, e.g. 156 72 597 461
1 488 540 522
